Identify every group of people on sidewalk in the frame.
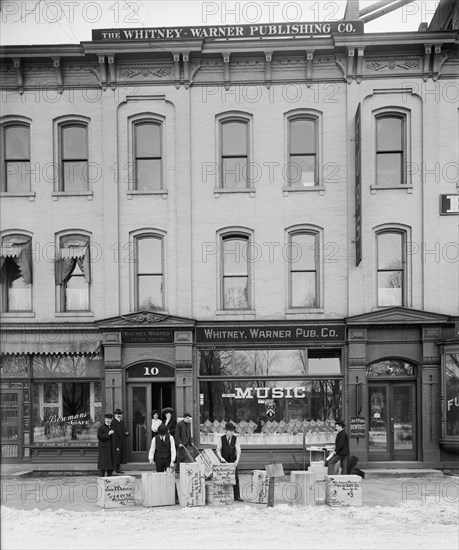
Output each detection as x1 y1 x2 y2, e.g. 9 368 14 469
98 409 357 494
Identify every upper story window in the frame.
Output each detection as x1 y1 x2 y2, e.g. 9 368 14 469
288 230 320 308
221 233 251 310
376 230 406 307
288 117 317 186
55 234 91 312
1 122 31 193
134 235 164 310
376 114 405 186
133 121 162 191
218 114 251 189
55 117 89 192
0 234 33 312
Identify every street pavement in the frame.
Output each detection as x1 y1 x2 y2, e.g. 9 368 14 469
1 472 458 511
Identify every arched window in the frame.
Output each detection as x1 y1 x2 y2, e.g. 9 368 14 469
366 359 416 377
133 121 162 190
287 117 318 186
0 233 33 311
1 121 31 192
287 227 323 309
134 234 164 310
221 233 250 309
375 114 406 186
218 113 252 189
55 233 91 311
376 229 406 307
58 121 89 191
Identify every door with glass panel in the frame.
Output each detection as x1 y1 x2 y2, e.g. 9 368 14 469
127 382 174 462
368 382 416 461
1 390 22 461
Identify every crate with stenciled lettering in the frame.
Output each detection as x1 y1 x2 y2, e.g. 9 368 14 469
97 476 136 509
176 463 206 507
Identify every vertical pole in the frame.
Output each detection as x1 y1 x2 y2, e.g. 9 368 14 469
267 451 275 508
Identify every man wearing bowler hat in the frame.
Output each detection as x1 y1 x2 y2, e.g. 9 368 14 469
216 422 244 502
112 409 129 474
326 419 349 475
97 413 117 477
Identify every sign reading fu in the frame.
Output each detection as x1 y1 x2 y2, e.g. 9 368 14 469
93 21 363 41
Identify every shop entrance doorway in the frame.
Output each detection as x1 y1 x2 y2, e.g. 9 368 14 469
126 381 175 463
368 382 417 461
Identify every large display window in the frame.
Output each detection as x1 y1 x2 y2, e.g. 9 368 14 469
199 349 342 445
31 355 103 446
445 353 459 437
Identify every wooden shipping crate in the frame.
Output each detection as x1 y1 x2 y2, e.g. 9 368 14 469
97 476 136 509
290 471 317 506
212 463 236 485
142 472 176 507
176 463 206 507
325 475 362 507
195 448 221 479
308 462 328 481
250 470 269 504
205 481 234 505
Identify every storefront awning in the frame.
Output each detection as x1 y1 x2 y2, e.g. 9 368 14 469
0 341 101 356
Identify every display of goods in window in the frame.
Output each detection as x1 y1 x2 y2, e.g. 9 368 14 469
141 472 175 507
176 463 205 507
97 476 136 509
325 475 362 507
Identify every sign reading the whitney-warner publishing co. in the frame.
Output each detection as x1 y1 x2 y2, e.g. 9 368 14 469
196 324 345 343
92 21 363 41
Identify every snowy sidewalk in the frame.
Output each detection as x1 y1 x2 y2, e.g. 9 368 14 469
1 474 458 550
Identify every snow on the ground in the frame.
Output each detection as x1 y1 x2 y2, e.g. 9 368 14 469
2 499 458 550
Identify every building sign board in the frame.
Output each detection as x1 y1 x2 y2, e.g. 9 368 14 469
440 194 459 215
355 103 362 266
349 416 366 438
196 324 345 344
93 21 364 41
122 329 173 344
127 362 175 378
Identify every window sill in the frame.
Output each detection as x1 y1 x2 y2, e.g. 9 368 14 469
52 191 93 200
127 190 168 199
55 312 94 317
1 312 35 318
0 192 36 201
283 186 325 196
285 309 325 315
215 310 256 316
370 185 413 194
214 188 256 197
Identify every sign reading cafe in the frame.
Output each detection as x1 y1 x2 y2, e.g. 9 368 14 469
93 21 363 41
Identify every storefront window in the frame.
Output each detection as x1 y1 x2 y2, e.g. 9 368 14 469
199 348 342 446
445 354 459 437
31 354 103 446
0 355 29 378
200 349 340 377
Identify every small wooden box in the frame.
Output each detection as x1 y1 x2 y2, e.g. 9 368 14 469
176 463 206 507
308 462 328 481
325 475 362 507
212 463 236 485
97 476 136 509
290 471 317 506
206 481 234 505
142 472 175 507
249 470 269 503
195 449 221 479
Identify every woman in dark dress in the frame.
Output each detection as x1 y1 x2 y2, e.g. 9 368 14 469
161 407 176 438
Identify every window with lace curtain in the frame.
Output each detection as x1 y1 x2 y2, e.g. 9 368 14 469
0 234 33 312
55 234 90 312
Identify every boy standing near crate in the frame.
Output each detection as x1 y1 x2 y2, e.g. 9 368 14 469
148 424 176 472
175 412 193 466
216 422 244 502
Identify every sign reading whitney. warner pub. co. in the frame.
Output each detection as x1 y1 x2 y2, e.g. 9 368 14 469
93 21 363 41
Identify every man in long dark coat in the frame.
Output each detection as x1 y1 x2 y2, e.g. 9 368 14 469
97 414 117 477
326 419 350 475
175 412 193 466
112 409 129 474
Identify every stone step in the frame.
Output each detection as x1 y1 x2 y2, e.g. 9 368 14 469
363 468 445 479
